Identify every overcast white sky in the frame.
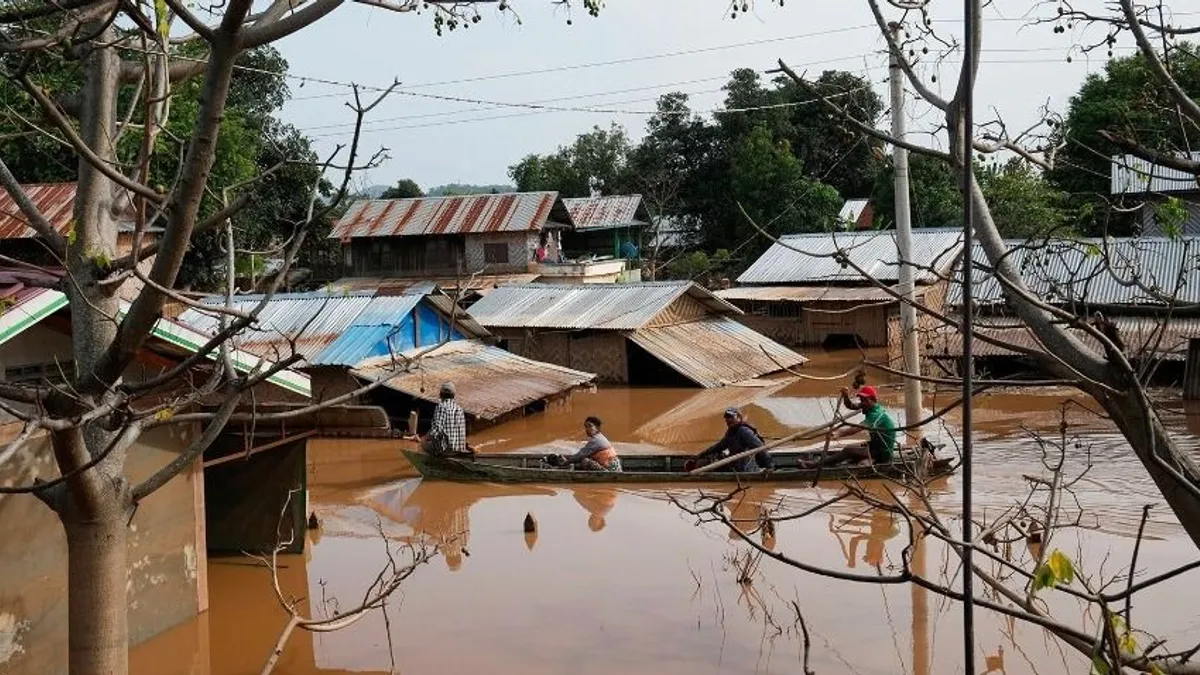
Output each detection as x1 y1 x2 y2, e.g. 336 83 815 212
265 0 1177 193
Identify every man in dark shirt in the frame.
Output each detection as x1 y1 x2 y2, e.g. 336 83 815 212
696 408 774 472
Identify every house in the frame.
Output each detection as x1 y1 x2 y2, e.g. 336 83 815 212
176 284 595 430
328 191 646 286
716 228 964 352
932 236 1200 379
551 194 650 283
1111 152 1200 236
467 281 808 388
323 273 541 310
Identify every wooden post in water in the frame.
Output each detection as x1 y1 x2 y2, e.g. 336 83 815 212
1185 338 1200 400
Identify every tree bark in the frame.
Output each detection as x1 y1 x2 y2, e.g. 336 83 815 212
62 499 130 675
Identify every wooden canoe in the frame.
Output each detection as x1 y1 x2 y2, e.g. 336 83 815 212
401 446 956 484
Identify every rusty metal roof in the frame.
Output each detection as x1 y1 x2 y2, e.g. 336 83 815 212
716 285 915 303
329 192 574 240
948 237 1200 309
1111 152 1200 195
736 228 964 285
626 317 808 388
353 340 596 420
562 194 650 231
0 182 148 239
926 316 1200 361
467 281 741 331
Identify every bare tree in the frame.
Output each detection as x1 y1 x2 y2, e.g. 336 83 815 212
0 2 608 675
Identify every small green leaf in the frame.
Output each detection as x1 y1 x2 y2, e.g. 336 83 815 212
66 220 77 245
1091 655 1111 675
1150 663 1166 675
1033 564 1056 591
1119 631 1138 655
1084 243 1101 258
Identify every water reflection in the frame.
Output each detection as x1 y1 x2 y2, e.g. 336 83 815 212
125 349 1200 675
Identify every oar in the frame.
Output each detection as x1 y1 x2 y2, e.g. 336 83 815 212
688 416 854 475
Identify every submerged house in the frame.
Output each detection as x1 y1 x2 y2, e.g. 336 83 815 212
716 228 964 351
176 284 595 430
467 281 807 388
931 237 1200 379
1111 152 1200 236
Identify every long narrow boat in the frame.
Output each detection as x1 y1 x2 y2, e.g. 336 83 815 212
401 445 956 484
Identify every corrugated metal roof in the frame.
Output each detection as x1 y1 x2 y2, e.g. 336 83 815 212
179 292 379 361
1111 153 1200 195
467 281 741 330
716 285 914 303
626 316 808 388
329 192 571 240
926 316 1200 361
353 340 597 420
0 182 148 239
307 294 425 366
562 195 650 231
736 228 964 285
947 237 1200 308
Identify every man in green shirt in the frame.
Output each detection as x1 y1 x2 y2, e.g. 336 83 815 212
808 386 898 467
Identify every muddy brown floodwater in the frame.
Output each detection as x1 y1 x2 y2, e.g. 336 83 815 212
131 350 1200 675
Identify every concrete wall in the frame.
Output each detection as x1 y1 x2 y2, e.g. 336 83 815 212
463 232 538 274
0 425 206 675
203 434 307 556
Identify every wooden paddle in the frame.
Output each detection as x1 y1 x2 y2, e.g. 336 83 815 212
688 415 855 475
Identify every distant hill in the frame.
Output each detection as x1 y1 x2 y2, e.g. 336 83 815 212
358 184 390 199
426 183 515 197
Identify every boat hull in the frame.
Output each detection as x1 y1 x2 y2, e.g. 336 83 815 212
401 448 956 484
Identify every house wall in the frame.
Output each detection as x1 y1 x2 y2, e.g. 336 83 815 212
887 280 950 365
725 298 890 348
463 232 539 274
0 424 206 675
0 323 74 382
494 328 628 383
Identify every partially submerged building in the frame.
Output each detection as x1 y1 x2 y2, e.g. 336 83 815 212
329 191 646 287
467 281 807 387
555 194 650 283
352 340 597 429
932 236 1200 379
175 284 595 430
716 228 964 351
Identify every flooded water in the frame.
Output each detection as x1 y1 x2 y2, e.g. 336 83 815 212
130 350 1200 675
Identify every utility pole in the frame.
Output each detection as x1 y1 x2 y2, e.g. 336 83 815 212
889 21 923 444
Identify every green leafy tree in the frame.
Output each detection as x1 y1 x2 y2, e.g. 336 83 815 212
1046 47 1200 235
873 155 1069 238
508 123 633 196
381 178 424 199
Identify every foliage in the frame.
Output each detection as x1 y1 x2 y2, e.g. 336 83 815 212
1046 46 1200 235
872 155 1071 238
427 183 514 196
0 45 326 290
508 123 634 196
1032 549 1076 591
665 248 734 284
381 179 424 199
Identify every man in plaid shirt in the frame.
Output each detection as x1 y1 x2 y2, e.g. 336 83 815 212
423 382 470 456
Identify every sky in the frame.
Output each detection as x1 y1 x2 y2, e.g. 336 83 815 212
263 0 1178 193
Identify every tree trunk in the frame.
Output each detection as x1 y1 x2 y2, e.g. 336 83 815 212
1101 386 1200 548
63 500 129 675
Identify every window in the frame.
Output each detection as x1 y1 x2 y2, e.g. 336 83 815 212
484 243 509 264
5 360 74 384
